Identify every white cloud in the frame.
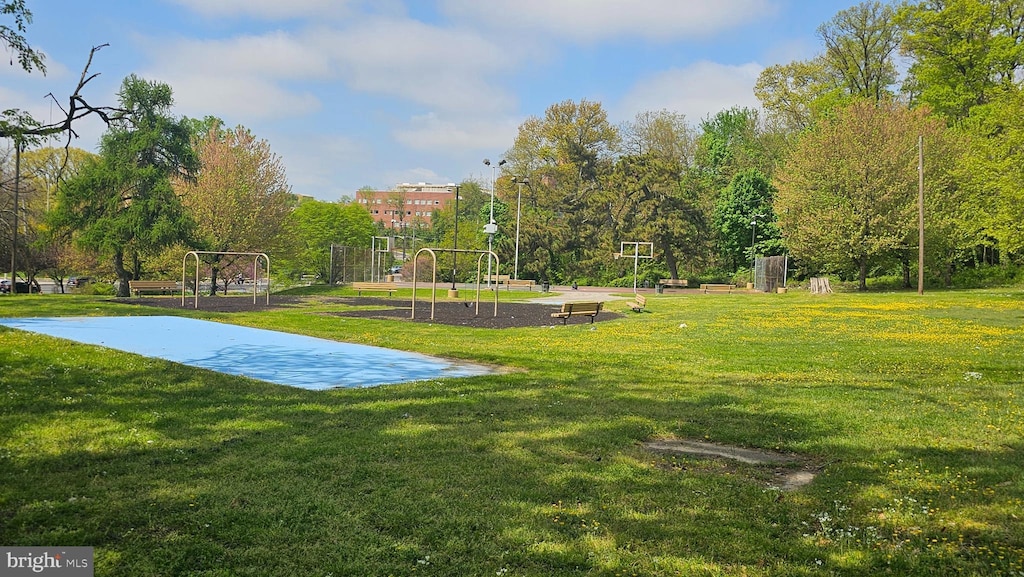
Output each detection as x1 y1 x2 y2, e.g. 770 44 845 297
441 0 776 43
310 19 519 114
144 32 331 79
151 72 321 121
616 61 763 124
136 32 328 120
393 112 519 152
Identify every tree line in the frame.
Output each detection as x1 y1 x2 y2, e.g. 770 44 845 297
5 1 1024 292
426 0 1024 290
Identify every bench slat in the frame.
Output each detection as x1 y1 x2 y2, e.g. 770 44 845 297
631 293 647 312
351 282 398 296
550 301 603 324
129 281 179 295
700 283 736 293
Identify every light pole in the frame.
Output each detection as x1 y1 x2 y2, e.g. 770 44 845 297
451 184 460 292
483 158 505 286
750 213 765 286
512 176 528 280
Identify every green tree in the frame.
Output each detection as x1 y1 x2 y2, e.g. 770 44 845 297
819 1 902 102
279 200 374 280
755 57 844 131
503 99 619 282
604 154 705 283
958 87 1024 259
50 75 198 297
1 0 44 74
713 169 783 271
774 100 956 289
607 110 703 281
899 0 1024 124
689 107 784 269
756 2 902 131
176 120 292 294
18 147 95 290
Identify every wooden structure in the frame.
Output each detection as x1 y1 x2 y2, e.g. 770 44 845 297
351 282 399 296
129 280 179 296
630 294 647 312
550 301 603 324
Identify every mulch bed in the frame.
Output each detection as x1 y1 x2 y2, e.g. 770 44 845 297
119 295 622 329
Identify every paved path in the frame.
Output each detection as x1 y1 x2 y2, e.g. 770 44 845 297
527 285 633 304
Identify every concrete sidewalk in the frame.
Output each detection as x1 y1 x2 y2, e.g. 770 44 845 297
527 285 633 304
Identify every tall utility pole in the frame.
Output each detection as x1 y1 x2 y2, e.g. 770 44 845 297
918 135 924 296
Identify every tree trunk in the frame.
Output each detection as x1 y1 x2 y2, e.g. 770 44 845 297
901 256 911 288
663 241 679 279
858 258 868 291
113 249 131 297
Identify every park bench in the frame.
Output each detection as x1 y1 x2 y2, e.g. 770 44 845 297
659 278 688 288
351 282 399 296
630 293 647 312
483 274 511 284
129 280 180 296
700 283 736 293
505 279 536 291
550 301 603 324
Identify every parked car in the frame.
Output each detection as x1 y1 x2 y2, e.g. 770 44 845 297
68 276 90 288
1 279 40 293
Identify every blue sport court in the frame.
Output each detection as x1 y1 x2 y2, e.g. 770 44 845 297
0 316 492 390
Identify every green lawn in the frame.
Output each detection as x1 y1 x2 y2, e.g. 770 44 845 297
1 290 1022 576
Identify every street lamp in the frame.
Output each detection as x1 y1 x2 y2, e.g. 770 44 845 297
750 213 766 286
451 184 460 291
483 158 505 286
512 176 529 280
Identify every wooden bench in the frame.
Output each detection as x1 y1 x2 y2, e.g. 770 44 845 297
351 282 398 296
505 279 536 291
483 274 511 284
129 280 180 296
700 283 736 293
550 301 603 324
659 278 688 288
630 293 647 312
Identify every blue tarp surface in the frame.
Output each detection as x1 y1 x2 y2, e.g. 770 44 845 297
0 316 491 389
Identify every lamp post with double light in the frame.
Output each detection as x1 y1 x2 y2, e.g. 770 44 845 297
483 158 505 286
512 176 528 280
450 184 460 294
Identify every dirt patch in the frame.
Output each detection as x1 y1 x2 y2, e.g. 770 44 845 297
117 296 623 329
643 439 818 491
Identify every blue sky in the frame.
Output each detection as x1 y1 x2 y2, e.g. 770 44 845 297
3 0 864 201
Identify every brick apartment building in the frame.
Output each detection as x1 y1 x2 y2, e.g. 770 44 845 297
355 183 456 228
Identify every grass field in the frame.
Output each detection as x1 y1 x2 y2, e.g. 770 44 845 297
1 289 1022 576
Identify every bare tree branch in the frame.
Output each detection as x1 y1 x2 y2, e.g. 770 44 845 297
1 44 129 143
